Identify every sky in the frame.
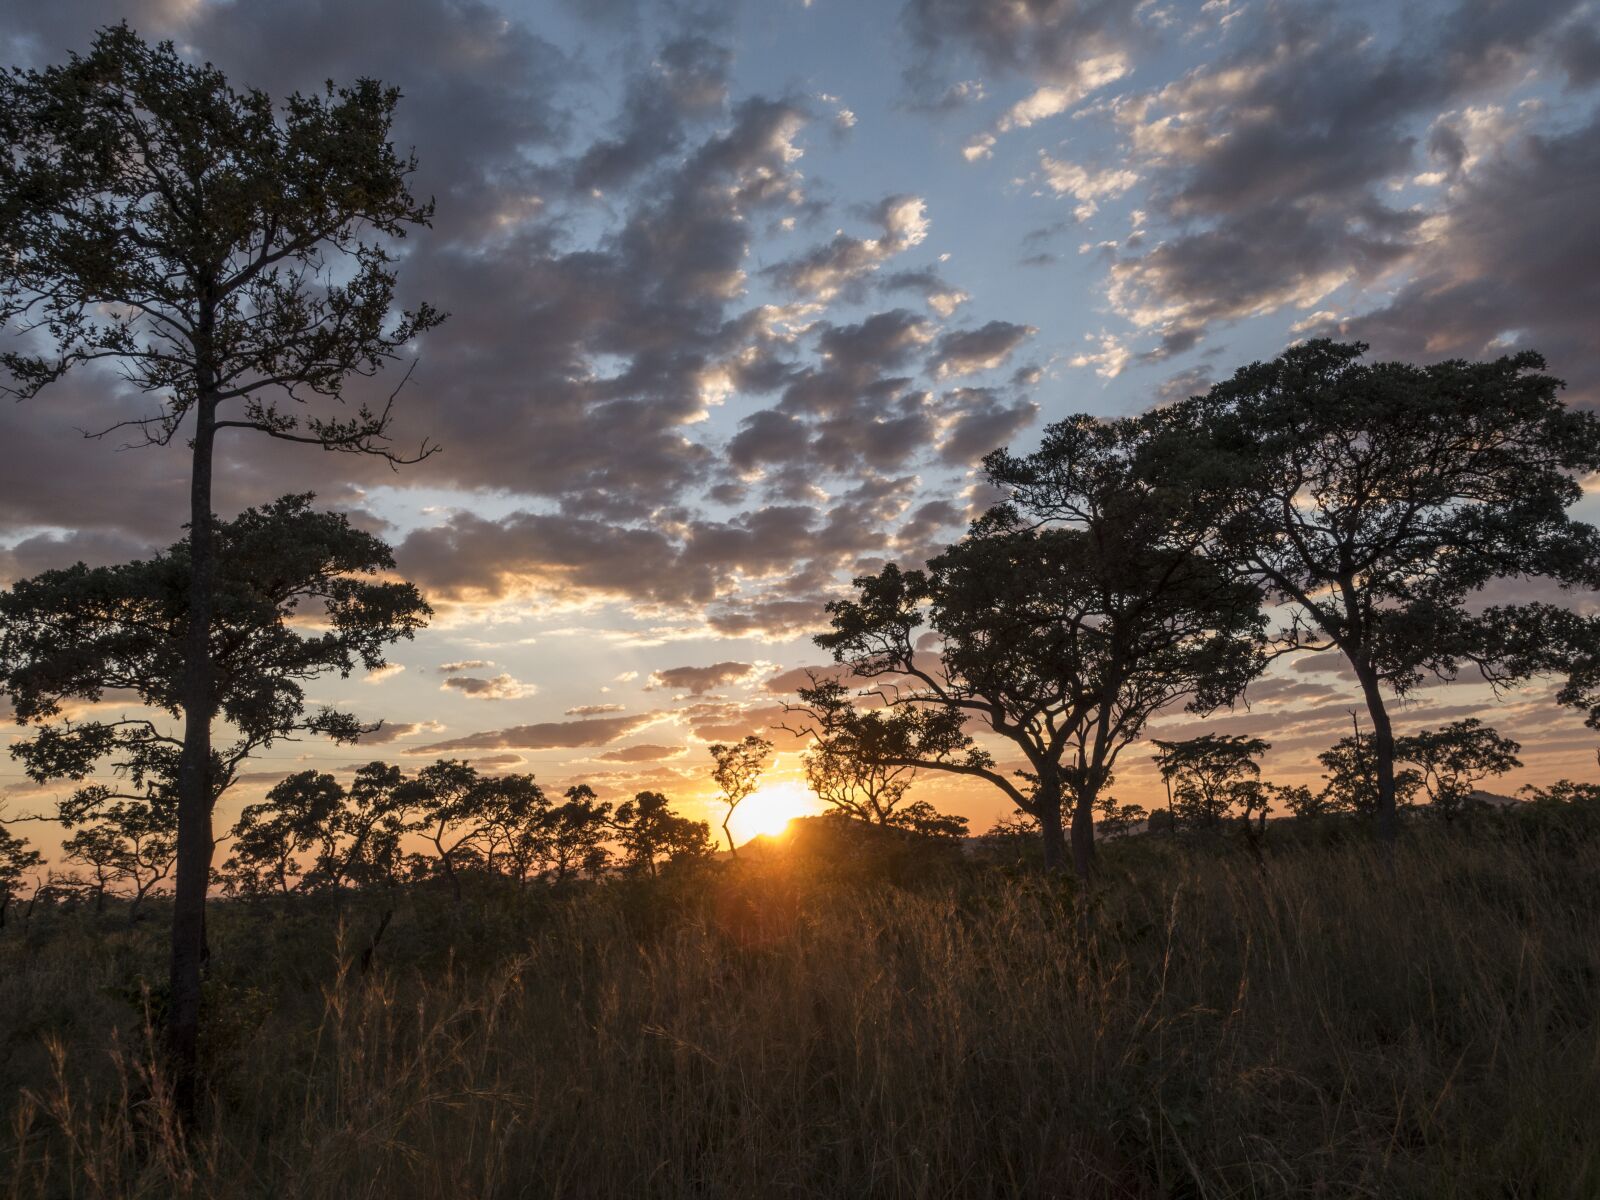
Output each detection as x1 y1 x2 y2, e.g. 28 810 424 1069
2 0 1599 841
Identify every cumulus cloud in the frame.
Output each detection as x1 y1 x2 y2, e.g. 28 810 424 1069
930 321 1036 378
647 661 757 695
440 672 539 700
765 195 931 301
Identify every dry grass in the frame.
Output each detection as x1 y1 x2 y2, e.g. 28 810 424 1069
3 829 1599 1198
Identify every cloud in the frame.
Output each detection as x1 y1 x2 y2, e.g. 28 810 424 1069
930 321 1036 378
647 661 756 695
416 713 662 752
355 720 447 745
565 703 627 716
440 672 539 700
764 195 931 301
596 743 687 762
362 664 407 686
438 660 493 672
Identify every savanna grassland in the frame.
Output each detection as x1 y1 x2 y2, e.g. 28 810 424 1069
5 812 1599 1200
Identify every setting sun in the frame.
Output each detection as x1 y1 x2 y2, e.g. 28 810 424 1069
728 781 825 845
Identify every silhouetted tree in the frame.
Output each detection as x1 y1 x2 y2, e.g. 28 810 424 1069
337 762 419 889
1273 783 1325 822
1093 794 1148 838
1167 341 1600 846
0 496 427 1080
1399 719 1521 822
223 771 346 895
55 788 178 919
708 735 772 857
477 774 550 884
0 826 43 928
0 25 443 1102
407 761 499 902
611 791 715 876
546 785 613 882
1318 731 1424 817
782 678 968 834
822 414 1266 878
1151 734 1270 831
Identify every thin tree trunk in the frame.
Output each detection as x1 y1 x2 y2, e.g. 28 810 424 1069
168 392 218 1120
1353 662 1399 845
722 808 738 859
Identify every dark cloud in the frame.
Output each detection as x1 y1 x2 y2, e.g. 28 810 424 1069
416 713 661 752
929 321 1035 378
647 661 755 694
935 387 1039 466
1317 109 1600 403
1105 0 1588 353
901 0 1142 97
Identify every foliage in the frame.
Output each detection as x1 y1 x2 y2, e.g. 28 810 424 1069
0 826 43 926
820 412 1267 877
611 791 716 877
1168 340 1600 838
0 495 430 812
1399 719 1522 822
1318 732 1424 817
708 735 772 857
1151 734 1270 830
58 792 177 916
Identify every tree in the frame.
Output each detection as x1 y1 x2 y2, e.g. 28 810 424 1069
1168 341 1600 845
0 826 44 927
57 788 178 919
477 774 550 885
781 677 940 827
546 785 613 883
222 771 346 895
708 735 772 857
820 414 1266 878
611 791 716 877
0 26 443 1102
407 761 498 902
1271 783 1325 822
1151 734 1271 831
1094 794 1148 838
336 761 419 889
1399 719 1521 822
1318 732 1424 817
0 495 427 1089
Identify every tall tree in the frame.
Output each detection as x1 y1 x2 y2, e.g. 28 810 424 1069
1167 341 1600 844
546 784 614 882
406 761 496 902
821 415 1265 878
0 26 442 1103
0 496 427 1090
708 735 772 857
58 789 178 918
1317 731 1424 817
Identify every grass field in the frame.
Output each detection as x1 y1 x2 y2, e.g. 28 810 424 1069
4 819 1599 1198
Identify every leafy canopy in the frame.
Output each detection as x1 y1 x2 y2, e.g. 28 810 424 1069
0 494 430 809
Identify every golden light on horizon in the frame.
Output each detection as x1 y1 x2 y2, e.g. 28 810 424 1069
728 780 826 844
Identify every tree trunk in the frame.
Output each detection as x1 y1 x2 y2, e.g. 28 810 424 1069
168 394 218 1120
722 809 738 859
1037 794 1067 874
1069 788 1096 883
1353 662 1399 845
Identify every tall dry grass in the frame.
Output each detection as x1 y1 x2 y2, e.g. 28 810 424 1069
3 830 1598 1198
